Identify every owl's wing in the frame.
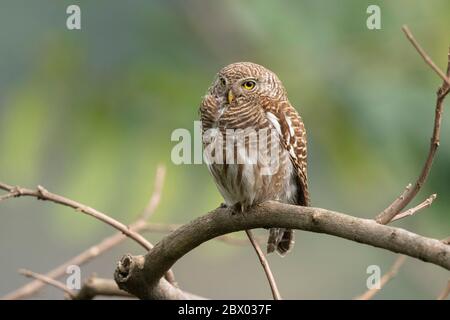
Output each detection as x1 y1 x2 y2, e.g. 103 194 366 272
199 94 218 135
264 100 310 206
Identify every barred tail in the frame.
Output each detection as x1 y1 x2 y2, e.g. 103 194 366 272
267 228 294 256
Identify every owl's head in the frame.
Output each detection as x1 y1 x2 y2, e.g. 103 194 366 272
209 62 286 106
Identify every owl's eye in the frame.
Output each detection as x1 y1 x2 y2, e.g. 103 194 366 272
242 80 256 90
219 77 226 86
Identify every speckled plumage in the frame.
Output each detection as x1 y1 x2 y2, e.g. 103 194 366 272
200 62 309 256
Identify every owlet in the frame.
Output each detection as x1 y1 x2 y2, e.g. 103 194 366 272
200 62 310 256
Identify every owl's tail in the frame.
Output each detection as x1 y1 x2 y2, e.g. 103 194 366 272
267 228 294 256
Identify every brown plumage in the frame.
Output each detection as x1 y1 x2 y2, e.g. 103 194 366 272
200 62 309 256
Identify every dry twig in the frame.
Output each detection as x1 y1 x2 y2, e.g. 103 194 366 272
391 194 437 222
1 165 175 300
355 256 407 300
376 26 450 224
0 183 152 250
19 269 75 299
245 230 281 300
437 280 450 300
18 269 131 300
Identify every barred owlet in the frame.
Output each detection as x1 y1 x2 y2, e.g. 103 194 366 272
200 62 310 256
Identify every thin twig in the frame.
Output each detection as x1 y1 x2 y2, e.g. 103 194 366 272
140 165 166 220
19 269 132 300
376 27 450 224
0 192 19 202
1 165 175 300
18 269 75 299
436 280 450 300
0 184 153 250
244 230 281 300
391 194 437 222
402 26 450 86
355 255 407 300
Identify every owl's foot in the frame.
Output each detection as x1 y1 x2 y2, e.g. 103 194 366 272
218 202 239 215
229 203 243 215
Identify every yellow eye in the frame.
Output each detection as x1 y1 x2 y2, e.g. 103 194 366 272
242 80 256 90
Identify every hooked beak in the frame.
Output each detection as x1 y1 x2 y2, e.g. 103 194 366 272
227 89 235 104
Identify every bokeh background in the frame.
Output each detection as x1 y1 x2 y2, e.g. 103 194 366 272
0 0 449 299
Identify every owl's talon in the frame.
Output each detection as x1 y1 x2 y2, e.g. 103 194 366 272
228 203 242 215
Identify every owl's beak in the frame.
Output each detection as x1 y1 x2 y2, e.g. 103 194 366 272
227 90 235 104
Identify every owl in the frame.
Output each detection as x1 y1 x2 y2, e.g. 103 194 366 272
200 62 310 256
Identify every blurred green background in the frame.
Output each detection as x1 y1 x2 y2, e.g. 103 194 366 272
0 0 449 299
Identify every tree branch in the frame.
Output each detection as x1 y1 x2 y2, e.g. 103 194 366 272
391 194 437 223
354 255 407 300
437 280 450 300
73 277 133 300
1 165 176 300
114 202 450 299
376 27 450 224
401 26 450 86
245 230 281 300
0 183 152 251
115 255 206 300
141 222 264 246
19 269 132 300
19 269 75 299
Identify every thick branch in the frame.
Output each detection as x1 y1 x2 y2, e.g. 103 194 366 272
115 202 450 299
141 222 264 246
115 255 206 300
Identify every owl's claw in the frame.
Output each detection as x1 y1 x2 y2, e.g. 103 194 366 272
229 203 243 215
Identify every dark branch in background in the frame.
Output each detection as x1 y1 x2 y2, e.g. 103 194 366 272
376 26 450 224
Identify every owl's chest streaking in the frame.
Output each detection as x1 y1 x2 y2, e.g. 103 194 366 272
200 95 298 209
